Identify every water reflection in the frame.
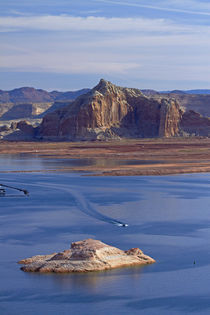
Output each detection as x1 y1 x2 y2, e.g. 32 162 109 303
25 265 145 290
0 154 164 172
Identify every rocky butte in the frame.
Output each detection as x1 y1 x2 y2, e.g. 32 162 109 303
38 79 210 141
19 239 155 273
39 79 182 140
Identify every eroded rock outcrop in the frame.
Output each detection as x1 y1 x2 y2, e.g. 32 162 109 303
180 110 210 136
19 239 155 273
0 120 38 140
39 79 183 140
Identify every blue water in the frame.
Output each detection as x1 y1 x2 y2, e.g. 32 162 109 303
1 156 210 314
0 154 165 172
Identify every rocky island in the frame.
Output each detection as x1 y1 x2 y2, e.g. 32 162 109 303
19 239 155 273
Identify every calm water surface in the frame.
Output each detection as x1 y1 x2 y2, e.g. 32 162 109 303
0 154 164 172
1 155 210 314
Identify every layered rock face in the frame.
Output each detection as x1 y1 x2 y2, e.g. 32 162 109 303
162 93 210 118
142 90 210 118
0 120 40 140
180 110 210 136
19 239 155 273
39 79 183 140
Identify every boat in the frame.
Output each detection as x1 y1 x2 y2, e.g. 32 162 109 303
0 188 6 196
0 184 29 197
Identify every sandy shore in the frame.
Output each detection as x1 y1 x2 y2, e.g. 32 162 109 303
1 138 210 176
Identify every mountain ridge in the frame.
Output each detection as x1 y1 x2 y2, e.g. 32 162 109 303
1 85 210 105
0 87 90 104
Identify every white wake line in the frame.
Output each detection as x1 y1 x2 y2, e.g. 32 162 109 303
45 182 128 227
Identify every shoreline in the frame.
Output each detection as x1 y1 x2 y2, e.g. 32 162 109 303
1 138 210 176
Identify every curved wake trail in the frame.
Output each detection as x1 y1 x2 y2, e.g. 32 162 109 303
2 195 26 198
69 188 128 227
45 182 128 227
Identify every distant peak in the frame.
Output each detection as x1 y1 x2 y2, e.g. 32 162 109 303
95 79 115 91
92 79 125 97
99 78 111 85
170 90 187 95
99 78 108 84
93 79 143 98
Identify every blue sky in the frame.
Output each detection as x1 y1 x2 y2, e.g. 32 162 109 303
1 0 210 91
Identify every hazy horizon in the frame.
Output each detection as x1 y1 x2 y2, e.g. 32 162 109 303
1 81 210 94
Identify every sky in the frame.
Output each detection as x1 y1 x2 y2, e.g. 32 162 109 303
1 0 210 91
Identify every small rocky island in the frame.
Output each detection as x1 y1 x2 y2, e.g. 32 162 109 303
19 239 155 273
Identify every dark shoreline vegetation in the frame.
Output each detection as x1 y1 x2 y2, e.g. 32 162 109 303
1 137 210 176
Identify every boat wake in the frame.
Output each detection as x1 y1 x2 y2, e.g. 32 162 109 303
45 183 128 227
69 188 128 227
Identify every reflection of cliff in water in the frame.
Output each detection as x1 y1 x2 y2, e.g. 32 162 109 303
0 154 164 172
89 159 164 167
0 154 44 172
44 265 144 290
41 158 164 168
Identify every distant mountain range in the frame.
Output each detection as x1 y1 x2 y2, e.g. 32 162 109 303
141 89 210 95
167 89 210 95
0 87 90 121
0 87 90 104
1 87 210 105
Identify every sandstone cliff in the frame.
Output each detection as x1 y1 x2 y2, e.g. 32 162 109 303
0 103 52 120
0 120 40 140
39 79 183 140
180 110 210 136
19 238 155 273
142 90 210 118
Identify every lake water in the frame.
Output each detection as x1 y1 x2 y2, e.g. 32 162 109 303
0 154 164 173
1 155 210 314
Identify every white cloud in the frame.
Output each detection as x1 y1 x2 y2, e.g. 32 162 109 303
1 11 210 89
0 27 209 82
0 52 140 74
0 14 197 33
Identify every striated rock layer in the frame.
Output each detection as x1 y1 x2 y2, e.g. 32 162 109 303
39 79 183 140
19 239 155 273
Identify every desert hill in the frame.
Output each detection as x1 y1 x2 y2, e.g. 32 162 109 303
0 87 90 104
0 103 51 120
39 79 182 140
169 89 210 95
39 79 210 140
141 90 210 117
0 87 90 121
